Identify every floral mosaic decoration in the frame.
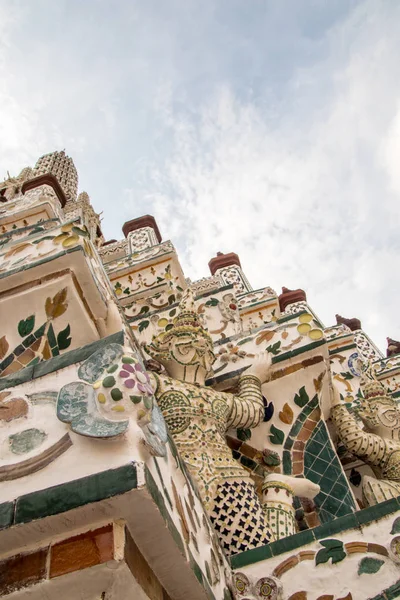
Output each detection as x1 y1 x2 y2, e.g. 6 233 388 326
57 343 167 456
0 220 93 275
113 263 180 298
0 287 72 378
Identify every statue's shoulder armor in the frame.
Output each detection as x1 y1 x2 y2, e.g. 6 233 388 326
150 372 177 395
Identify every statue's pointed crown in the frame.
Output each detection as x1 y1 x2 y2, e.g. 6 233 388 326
173 288 202 329
145 286 215 362
357 365 397 413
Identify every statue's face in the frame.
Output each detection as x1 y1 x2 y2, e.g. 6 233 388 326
361 403 400 439
168 331 215 374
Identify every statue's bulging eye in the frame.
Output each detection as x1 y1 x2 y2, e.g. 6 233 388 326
380 408 400 427
175 342 192 355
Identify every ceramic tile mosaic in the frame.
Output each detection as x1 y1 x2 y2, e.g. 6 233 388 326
304 421 356 523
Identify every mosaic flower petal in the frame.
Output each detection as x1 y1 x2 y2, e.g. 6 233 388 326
102 375 116 388
111 388 123 401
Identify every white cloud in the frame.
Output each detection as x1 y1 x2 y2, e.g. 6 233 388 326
0 0 398 353
142 0 400 351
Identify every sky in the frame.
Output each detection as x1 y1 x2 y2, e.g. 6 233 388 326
0 0 399 352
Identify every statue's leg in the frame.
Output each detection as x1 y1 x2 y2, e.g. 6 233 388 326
261 474 320 540
209 480 273 556
262 480 297 539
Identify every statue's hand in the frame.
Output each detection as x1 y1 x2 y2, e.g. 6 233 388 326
264 473 320 499
244 351 272 384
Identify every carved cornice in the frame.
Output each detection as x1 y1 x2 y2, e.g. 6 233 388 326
21 174 67 208
122 214 162 242
208 252 241 275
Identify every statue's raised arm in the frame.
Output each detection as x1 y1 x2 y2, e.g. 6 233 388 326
226 351 271 430
329 373 400 506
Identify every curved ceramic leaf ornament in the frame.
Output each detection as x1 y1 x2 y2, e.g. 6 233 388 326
57 344 168 456
78 343 124 384
57 381 128 438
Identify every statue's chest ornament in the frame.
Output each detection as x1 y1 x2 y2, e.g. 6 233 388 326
157 384 229 436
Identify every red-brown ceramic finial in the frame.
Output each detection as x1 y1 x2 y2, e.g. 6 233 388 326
335 314 362 331
208 252 241 275
387 337 400 358
122 214 162 242
22 174 68 208
278 287 307 312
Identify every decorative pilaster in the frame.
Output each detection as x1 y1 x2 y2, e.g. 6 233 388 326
278 287 307 313
336 314 362 331
208 252 252 295
122 215 162 253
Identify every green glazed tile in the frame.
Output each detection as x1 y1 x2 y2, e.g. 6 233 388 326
15 463 137 524
288 418 303 437
22 334 36 349
386 580 400 599
358 557 384 575
356 499 399 525
290 339 326 359
240 455 256 469
313 513 358 539
47 324 57 349
34 323 46 338
269 529 314 556
282 450 292 475
0 501 14 530
145 466 185 554
189 551 204 585
145 467 169 521
329 344 356 355
230 543 273 569
0 365 34 391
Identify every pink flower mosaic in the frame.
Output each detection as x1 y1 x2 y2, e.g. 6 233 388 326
119 362 153 395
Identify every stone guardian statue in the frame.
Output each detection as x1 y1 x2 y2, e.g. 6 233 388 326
145 289 319 555
145 288 274 555
330 370 400 506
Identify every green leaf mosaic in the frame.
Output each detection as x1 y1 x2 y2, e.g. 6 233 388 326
9 428 47 455
358 557 384 575
18 315 35 337
391 516 400 535
57 324 71 350
294 386 309 408
304 421 356 523
316 539 346 565
269 423 285 445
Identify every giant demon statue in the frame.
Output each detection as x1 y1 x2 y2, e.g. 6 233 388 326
146 289 318 555
330 368 400 506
